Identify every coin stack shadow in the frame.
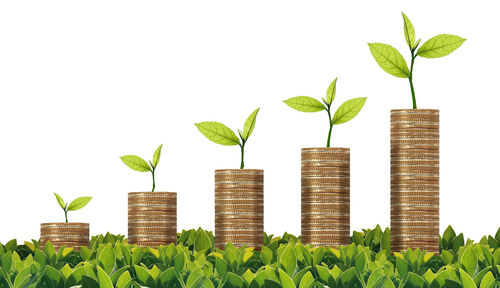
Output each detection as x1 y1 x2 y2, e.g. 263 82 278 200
128 192 177 247
215 169 264 250
391 109 439 253
301 148 350 247
40 223 89 250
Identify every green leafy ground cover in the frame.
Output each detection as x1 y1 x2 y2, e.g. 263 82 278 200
1 226 499 288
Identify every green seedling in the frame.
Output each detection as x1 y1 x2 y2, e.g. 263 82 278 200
53 193 92 223
368 12 466 109
120 144 163 192
195 108 260 169
284 78 367 147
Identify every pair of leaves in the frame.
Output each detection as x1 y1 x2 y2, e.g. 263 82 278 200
121 144 163 172
54 193 91 212
284 93 367 126
195 108 260 146
368 12 466 79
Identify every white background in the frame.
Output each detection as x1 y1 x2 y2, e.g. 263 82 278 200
1 1 498 243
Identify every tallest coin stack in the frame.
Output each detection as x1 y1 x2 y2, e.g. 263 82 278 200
390 109 440 253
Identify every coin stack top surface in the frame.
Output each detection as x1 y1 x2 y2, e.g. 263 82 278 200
301 147 350 247
215 169 264 250
40 222 89 251
391 109 439 253
128 192 177 247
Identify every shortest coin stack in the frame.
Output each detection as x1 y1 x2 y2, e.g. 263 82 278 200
215 169 264 250
128 192 177 247
40 222 89 250
301 147 350 247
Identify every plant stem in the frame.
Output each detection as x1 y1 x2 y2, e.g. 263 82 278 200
326 106 333 147
409 50 417 109
151 168 156 192
239 142 245 169
64 210 68 223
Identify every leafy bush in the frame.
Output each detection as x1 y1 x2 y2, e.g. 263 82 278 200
1 226 499 287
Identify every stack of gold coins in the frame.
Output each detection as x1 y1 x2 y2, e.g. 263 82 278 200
128 192 177 247
40 222 89 250
215 169 264 250
391 109 439 253
301 147 350 247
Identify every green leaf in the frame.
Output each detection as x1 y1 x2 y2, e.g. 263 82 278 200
13 265 30 288
284 96 326 112
396 257 409 278
299 271 315 288
195 122 240 146
326 77 338 105
158 268 176 288
97 266 113 288
194 228 212 252
98 244 116 275
227 272 244 288
459 268 476 288
402 12 416 48
441 250 453 265
417 34 466 58
279 245 297 276
134 265 155 288
45 265 63 287
407 272 425 288
53 193 66 210
493 248 500 266
316 265 336 287
82 275 99 288
242 108 260 140
479 271 495 288
67 197 92 211
332 97 367 125
278 268 296 288
215 257 228 278
115 270 133 288
152 144 162 168
460 246 477 276
1 252 12 272
173 252 184 273
368 43 410 78
260 246 273 266
120 155 151 172
131 247 143 266
381 228 391 256
66 266 86 287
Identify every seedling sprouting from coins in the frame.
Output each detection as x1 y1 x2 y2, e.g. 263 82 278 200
368 12 466 109
120 144 163 192
195 108 260 169
284 77 367 147
53 193 92 223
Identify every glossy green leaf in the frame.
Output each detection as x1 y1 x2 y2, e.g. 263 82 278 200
402 12 416 48
460 246 477 276
131 247 143 266
279 245 297 276
277 268 295 288
173 252 185 273
368 43 410 78
54 193 66 210
326 77 338 105
332 97 367 125
82 275 99 288
13 265 31 288
194 228 212 252
459 268 476 288
417 34 466 58
260 246 273 266
67 196 92 211
316 265 336 287
227 272 245 288
120 155 151 172
242 108 260 140
284 96 325 112
96 265 113 288
115 270 133 288
135 265 155 288
152 144 162 168
98 243 116 275
215 257 228 278
396 257 409 278
407 272 425 288
195 121 240 146
299 271 315 288
493 247 500 266
479 271 495 288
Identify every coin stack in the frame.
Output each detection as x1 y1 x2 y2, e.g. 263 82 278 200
391 109 439 253
215 169 264 250
301 147 350 247
128 192 177 247
40 222 89 250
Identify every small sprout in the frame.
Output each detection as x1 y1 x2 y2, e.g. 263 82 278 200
195 108 260 169
368 12 466 109
53 193 91 223
120 144 163 192
284 77 367 147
